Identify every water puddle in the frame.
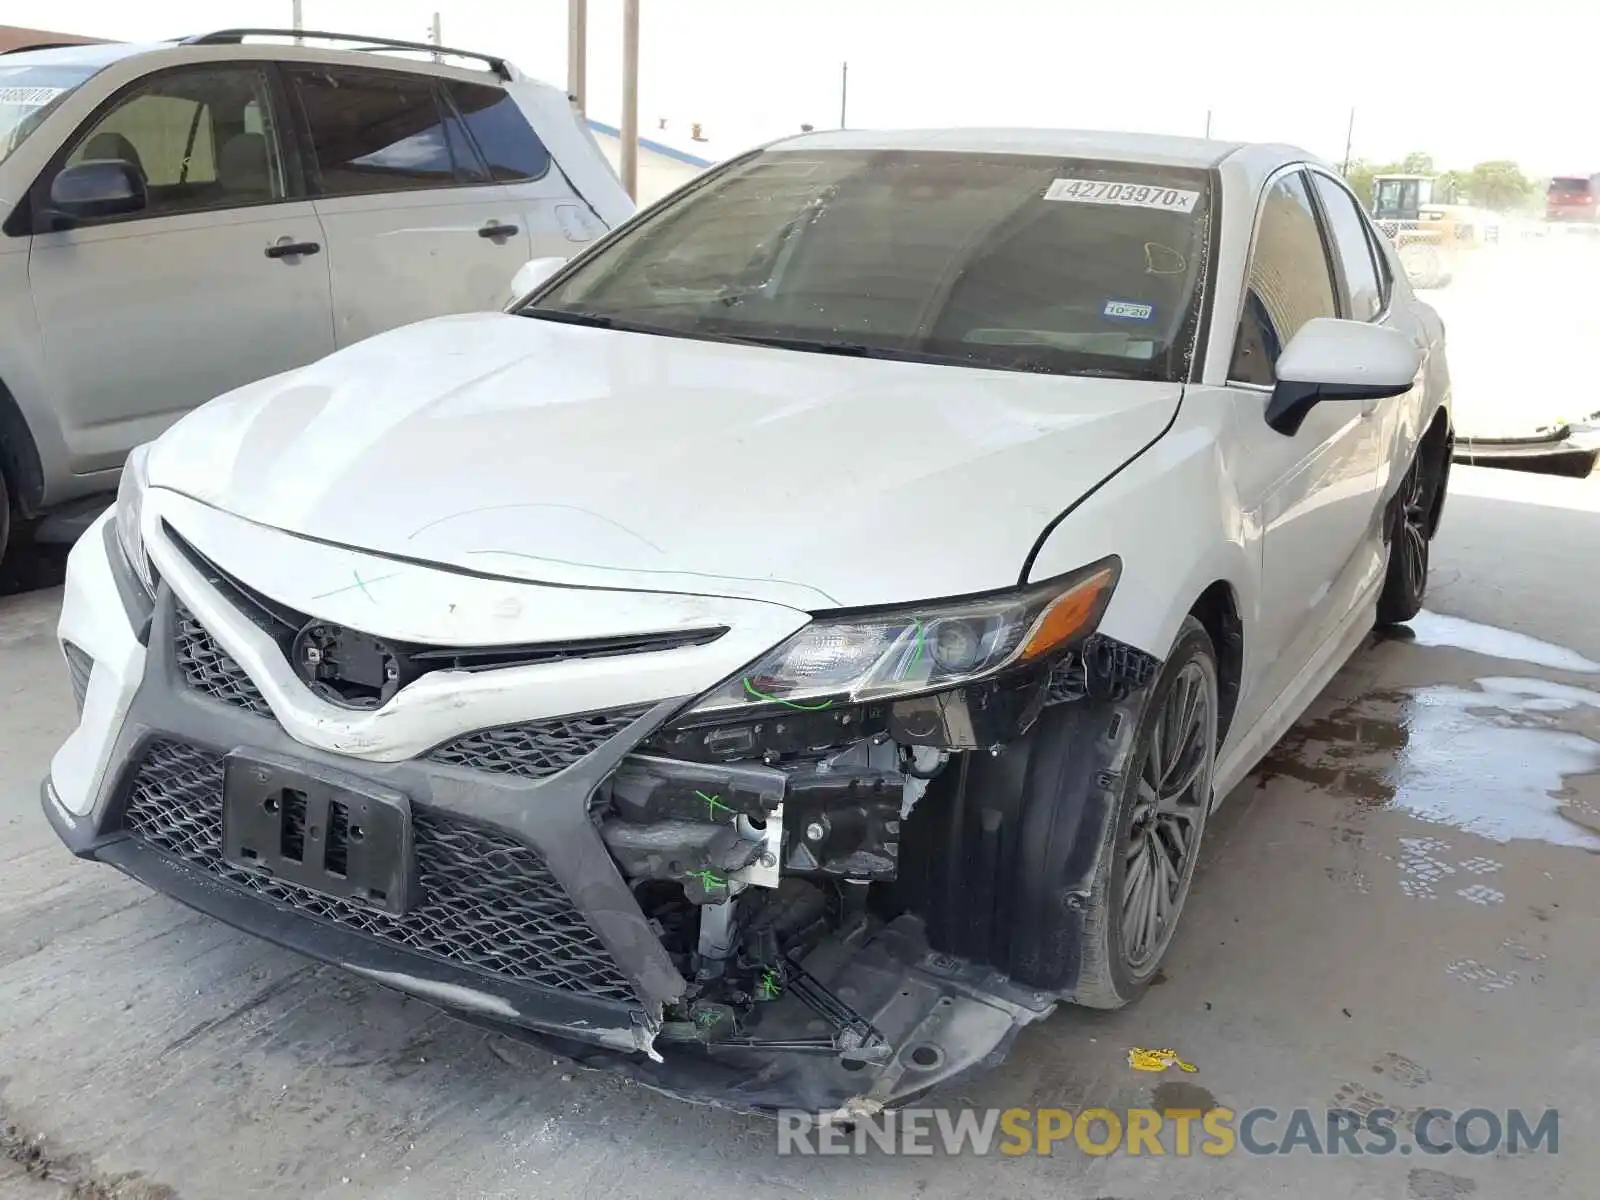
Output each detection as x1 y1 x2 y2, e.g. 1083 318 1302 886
1387 676 1600 848
1399 610 1600 674
1258 674 1600 850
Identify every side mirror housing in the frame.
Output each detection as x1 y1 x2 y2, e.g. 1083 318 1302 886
505 255 568 308
1265 317 1421 436
47 160 147 226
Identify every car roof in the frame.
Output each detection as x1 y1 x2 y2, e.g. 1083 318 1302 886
0 35 520 83
768 127 1325 190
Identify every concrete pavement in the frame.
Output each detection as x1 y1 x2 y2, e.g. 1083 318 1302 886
2 464 1598 1199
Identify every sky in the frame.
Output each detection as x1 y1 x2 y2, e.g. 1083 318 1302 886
26 0 1600 175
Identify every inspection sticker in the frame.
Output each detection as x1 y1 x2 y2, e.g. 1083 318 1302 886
1103 299 1154 321
0 86 65 106
1044 178 1199 212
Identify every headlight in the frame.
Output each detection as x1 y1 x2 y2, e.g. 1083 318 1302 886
688 557 1120 716
115 443 154 596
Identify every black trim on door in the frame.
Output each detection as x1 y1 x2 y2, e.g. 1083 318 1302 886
3 61 309 239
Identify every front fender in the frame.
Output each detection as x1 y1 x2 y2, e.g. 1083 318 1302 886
1025 396 1253 668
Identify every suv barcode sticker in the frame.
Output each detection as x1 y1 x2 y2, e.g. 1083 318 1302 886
0 86 64 106
1044 179 1200 212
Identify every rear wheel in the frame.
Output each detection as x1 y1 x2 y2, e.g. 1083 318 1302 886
1377 450 1433 626
1068 617 1219 1008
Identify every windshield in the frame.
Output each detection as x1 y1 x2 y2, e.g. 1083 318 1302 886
525 148 1213 383
0 63 98 166
1548 177 1592 197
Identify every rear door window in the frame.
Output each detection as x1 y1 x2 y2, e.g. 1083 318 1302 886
448 83 550 182
1310 173 1383 320
290 67 491 196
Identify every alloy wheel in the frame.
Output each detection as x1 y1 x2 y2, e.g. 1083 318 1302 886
1399 457 1430 592
1122 661 1215 972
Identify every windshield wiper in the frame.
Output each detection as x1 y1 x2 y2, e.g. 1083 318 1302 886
518 308 621 329
725 335 924 361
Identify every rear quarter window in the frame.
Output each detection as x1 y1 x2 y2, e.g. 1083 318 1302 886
449 83 550 182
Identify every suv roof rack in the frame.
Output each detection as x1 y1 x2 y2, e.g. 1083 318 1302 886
179 29 513 81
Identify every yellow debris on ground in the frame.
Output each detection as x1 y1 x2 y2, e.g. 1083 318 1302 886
1127 1047 1198 1073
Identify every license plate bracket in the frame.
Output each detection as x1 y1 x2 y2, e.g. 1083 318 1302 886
222 751 415 915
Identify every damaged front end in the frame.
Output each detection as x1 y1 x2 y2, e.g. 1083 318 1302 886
53 533 1155 1115
545 557 1136 1113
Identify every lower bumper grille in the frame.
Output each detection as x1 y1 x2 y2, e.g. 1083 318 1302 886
122 740 637 1003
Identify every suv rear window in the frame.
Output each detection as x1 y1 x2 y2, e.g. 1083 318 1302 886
528 148 1213 383
292 67 484 195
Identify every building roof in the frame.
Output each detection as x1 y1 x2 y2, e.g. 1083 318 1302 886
0 25 103 54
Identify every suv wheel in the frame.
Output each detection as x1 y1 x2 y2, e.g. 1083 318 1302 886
0 459 11 571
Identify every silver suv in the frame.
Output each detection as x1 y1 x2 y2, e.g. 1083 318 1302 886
0 28 632 565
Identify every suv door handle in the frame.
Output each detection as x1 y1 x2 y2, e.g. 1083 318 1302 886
478 221 520 240
265 239 321 259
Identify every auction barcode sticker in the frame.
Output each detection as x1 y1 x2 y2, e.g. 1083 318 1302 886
1043 178 1200 212
0 86 64 106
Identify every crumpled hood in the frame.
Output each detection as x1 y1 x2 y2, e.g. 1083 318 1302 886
150 313 1181 610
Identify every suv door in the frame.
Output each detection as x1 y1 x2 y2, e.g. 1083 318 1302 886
1224 168 1386 737
287 66 532 347
25 64 334 473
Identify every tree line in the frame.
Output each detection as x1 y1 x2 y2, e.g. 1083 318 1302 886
1342 152 1542 213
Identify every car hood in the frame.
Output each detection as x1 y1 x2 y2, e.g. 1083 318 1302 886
150 313 1182 610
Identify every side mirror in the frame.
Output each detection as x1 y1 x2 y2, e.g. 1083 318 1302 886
505 256 568 307
1265 318 1421 436
47 160 147 226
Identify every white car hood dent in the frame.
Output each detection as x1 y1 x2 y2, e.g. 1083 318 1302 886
150 313 1181 610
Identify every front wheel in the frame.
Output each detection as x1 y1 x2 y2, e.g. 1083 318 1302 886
1068 616 1219 1009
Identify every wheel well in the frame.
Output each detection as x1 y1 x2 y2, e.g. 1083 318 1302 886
1190 582 1243 743
0 377 45 517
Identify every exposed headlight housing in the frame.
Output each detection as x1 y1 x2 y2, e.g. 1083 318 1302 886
114 443 154 596
688 557 1120 717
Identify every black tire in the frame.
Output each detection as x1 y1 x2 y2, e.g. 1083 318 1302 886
1376 448 1434 626
0 458 11 572
1066 616 1220 1008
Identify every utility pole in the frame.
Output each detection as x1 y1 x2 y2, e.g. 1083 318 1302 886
621 0 640 200
429 12 442 62
1204 109 1212 138
839 61 849 129
567 0 588 113
291 0 303 44
1341 107 1356 175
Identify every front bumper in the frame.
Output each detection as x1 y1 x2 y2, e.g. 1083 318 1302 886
44 506 1053 1114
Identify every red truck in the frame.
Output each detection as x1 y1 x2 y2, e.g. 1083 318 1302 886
1546 174 1600 222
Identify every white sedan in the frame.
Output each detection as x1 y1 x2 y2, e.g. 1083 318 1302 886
44 128 1451 1115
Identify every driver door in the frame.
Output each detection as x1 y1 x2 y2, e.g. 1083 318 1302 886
26 63 334 473
1225 168 1385 737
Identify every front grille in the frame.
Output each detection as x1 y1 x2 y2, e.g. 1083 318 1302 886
123 740 638 1003
427 706 649 779
174 604 273 717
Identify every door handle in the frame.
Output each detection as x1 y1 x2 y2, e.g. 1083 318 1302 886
478 220 520 240
265 239 321 259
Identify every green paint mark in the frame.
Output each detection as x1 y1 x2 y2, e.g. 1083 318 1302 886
695 790 735 821
759 969 781 1000
686 868 726 892
742 677 835 711
902 619 926 679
